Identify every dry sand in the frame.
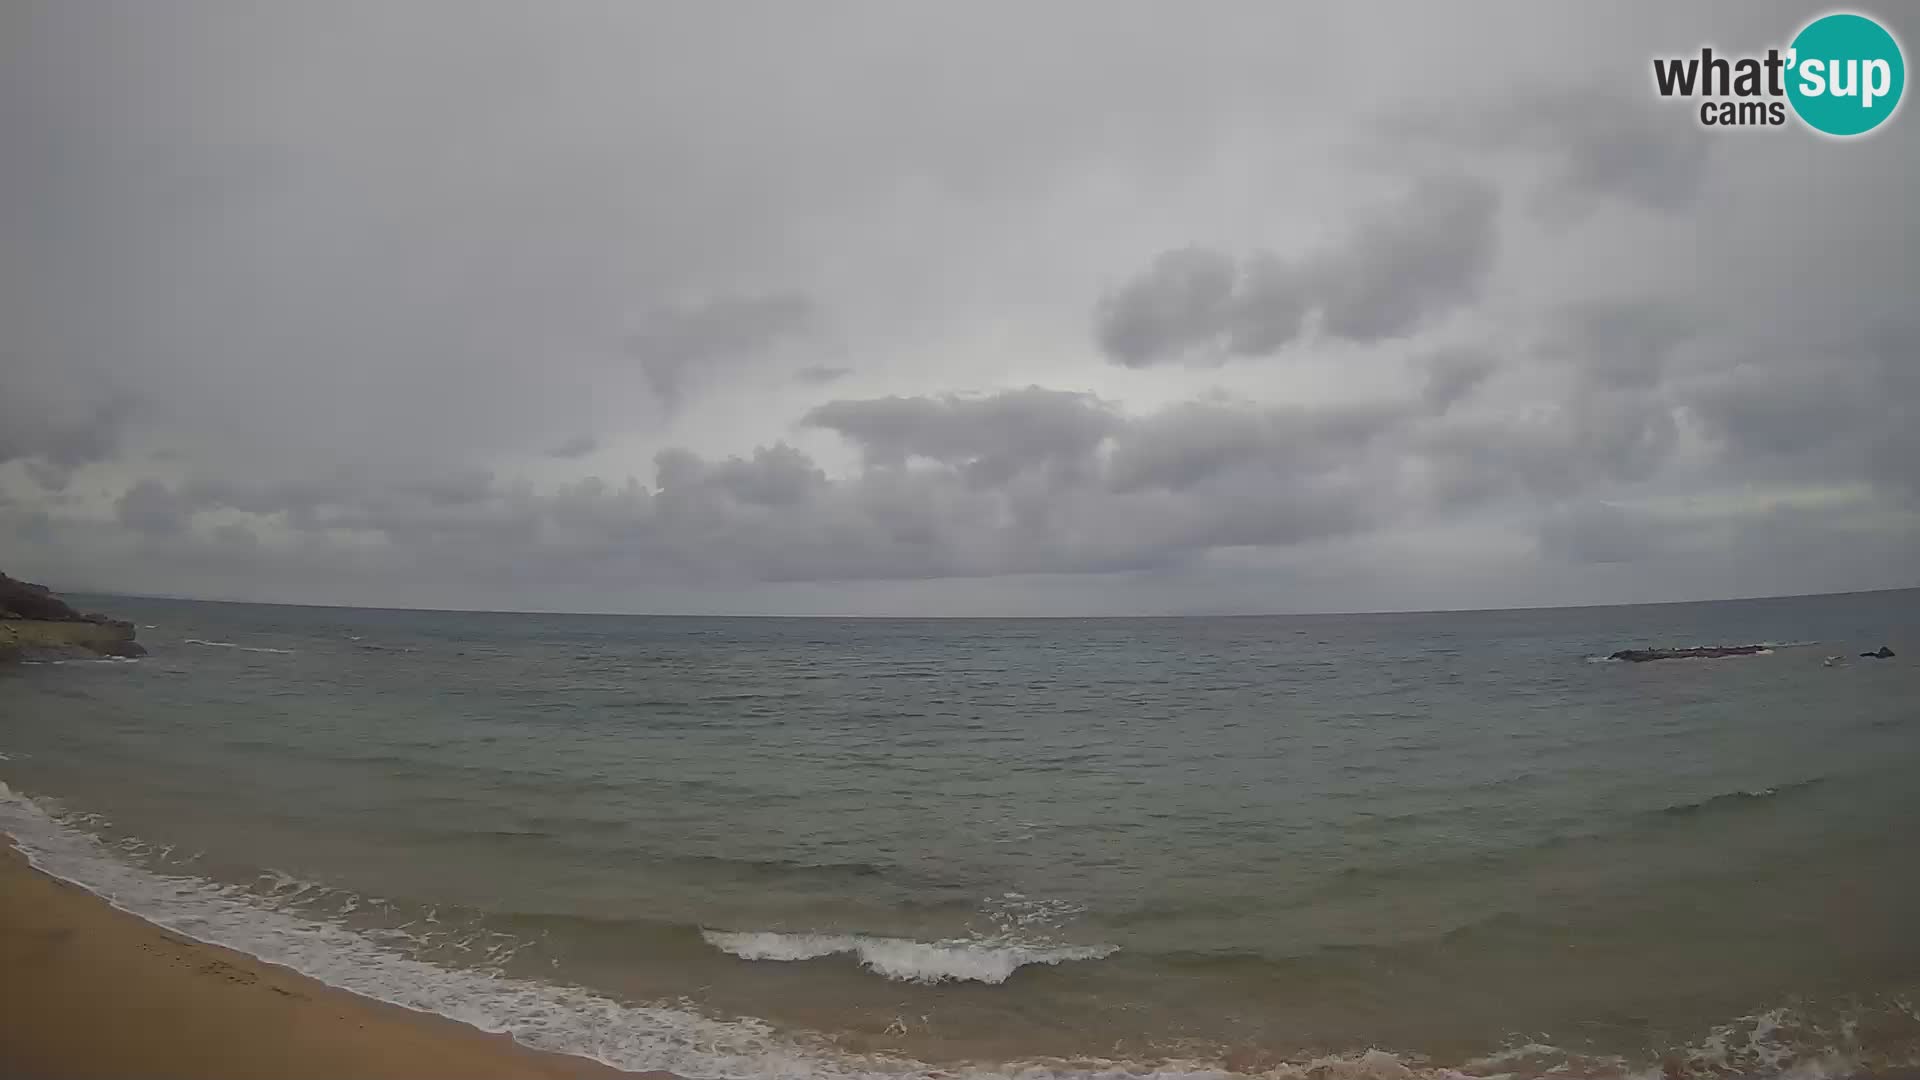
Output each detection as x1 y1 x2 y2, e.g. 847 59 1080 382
0 839 661 1080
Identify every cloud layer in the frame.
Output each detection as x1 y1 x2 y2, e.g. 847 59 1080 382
2 2 1915 614
1095 176 1499 366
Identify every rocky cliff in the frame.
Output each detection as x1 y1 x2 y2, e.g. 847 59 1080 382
0 572 145 660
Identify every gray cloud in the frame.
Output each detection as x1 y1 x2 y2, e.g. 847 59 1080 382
1095 248 1250 368
1095 176 1498 366
1551 298 1698 389
0 396 135 481
1510 90 1713 213
1684 320 1920 501
116 478 193 535
631 293 817 405
548 435 600 459
11 359 1915 609
23 381 1683 590
1418 385 1681 510
803 387 1118 484
1536 501 1660 565
3 3 1916 613
793 365 852 386
1107 399 1412 494
656 444 826 508
1391 88 1713 215
1535 494 1918 607
1313 176 1500 342
1421 348 1497 412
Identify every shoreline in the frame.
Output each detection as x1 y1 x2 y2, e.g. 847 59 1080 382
0 836 660 1080
7 834 1920 1080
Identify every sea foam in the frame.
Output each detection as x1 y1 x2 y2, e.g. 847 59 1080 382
183 638 295 654
701 929 1116 985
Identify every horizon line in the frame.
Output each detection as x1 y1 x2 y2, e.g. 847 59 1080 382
53 582 1920 622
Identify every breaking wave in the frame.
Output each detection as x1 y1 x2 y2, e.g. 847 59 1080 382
183 638 295 655
701 928 1117 984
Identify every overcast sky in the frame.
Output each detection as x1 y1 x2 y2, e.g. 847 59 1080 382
3 2 1915 615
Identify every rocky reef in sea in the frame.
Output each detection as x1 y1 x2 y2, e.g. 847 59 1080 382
1607 645 1772 662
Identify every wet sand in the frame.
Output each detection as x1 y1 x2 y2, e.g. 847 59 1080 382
0 838 656 1080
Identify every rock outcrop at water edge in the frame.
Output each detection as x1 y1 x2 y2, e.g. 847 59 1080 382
0 572 145 660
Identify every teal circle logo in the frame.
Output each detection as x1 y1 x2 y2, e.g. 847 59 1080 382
1787 12 1905 136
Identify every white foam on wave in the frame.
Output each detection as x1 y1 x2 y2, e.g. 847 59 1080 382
702 929 1116 985
183 639 294 655
0 780 870 1078
0 780 1156 1079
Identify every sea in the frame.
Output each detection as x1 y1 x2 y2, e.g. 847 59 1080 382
2 589 1917 1079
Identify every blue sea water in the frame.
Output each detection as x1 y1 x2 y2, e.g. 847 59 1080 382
2 589 1918 1078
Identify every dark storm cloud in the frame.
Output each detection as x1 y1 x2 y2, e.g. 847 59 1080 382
1095 176 1499 366
630 293 818 405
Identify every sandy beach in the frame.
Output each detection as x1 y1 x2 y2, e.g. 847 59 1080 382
0 838 649 1080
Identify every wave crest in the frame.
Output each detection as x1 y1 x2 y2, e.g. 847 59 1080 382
1657 778 1823 817
183 639 295 655
701 928 1116 984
